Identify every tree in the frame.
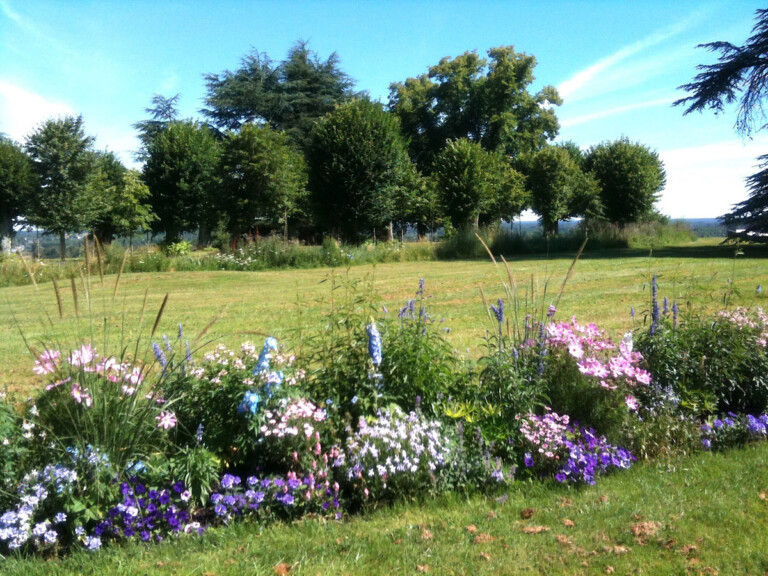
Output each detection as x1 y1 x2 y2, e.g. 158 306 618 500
389 45 561 171
583 138 666 225
524 146 600 235
133 93 180 161
306 98 416 242
143 121 220 244
90 151 155 244
432 138 527 228
219 124 307 239
202 41 357 148
0 137 32 241
24 115 101 260
675 8 768 240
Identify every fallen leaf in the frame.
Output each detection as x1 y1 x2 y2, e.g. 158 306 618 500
416 565 429 573
226 559 236 565
466 524 478 534
521 525 550 534
479 552 492 561
274 563 292 576
681 544 699 556
558 497 573 508
610 545 632 555
521 507 536 519
605 567 615 574
473 533 495 544
487 511 497 519
421 528 433 540
555 534 572 547
393 539 403 545
562 518 575 527
631 521 662 538
661 538 676 549
760 491 767 501
597 495 609 504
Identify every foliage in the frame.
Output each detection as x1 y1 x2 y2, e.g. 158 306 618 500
432 138 526 228
306 98 417 243
675 9 768 240
700 412 768 451
143 120 221 243
163 239 192 256
219 124 307 239
303 273 381 420
132 93 180 162
90 153 156 244
379 279 460 416
24 115 102 260
389 45 561 171
28 344 177 475
523 145 601 235
637 303 768 417
202 40 356 148
0 136 33 239
583 138 666 225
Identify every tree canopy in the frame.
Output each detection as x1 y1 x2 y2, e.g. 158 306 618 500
306 98 416 243
676 8 768 240
24 115 101 259
584 138 666 225
524 146 599 235
0 137 33 240
389 45 561 171
219 124 307 239
432 138 526 229
143 120 220 243
202 41 357 148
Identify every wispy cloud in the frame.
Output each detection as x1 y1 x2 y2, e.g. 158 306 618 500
558 14 701 103
560 97 676 128
0 82 73 141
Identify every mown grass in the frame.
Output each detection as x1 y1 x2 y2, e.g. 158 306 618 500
3 442 767 575
2 241 766 395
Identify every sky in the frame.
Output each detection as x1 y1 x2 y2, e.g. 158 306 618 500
1 0 766 219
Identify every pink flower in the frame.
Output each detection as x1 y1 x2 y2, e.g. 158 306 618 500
70 383 92 406
68 344 96 367
625 395 639 412
156 411 177 430
34 350 60 375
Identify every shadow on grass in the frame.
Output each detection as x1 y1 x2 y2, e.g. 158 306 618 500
485 243 768 262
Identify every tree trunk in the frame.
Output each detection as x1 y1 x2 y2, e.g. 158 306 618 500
387 221 394 242
59 232 66 261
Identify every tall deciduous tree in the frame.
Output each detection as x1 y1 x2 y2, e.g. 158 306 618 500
219 124 307 239
0 136 32 241
524 146 600 235
143 120 220 244
584 138 666 225
675 8 768 240
202 41 357 148
24 115 101 260
389 45 561 171
432 138 527 228
306 98 416 243
91 151 156 244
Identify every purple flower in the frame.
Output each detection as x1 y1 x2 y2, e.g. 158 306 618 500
524 453 534 468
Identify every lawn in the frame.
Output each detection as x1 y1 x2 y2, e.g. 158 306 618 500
2 241 766 396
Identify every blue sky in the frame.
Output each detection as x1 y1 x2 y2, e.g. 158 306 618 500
1 0 765 218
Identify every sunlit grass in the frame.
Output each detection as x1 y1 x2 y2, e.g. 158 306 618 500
2 243 767 396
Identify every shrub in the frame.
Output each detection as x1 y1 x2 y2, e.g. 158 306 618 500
379 279 460 416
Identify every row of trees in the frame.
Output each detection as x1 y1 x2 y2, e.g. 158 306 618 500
1 42 668 256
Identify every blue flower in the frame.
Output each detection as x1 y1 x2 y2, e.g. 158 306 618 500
238 391 260 415
524 453 534 468
366 323 382 366
490 298 504 324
